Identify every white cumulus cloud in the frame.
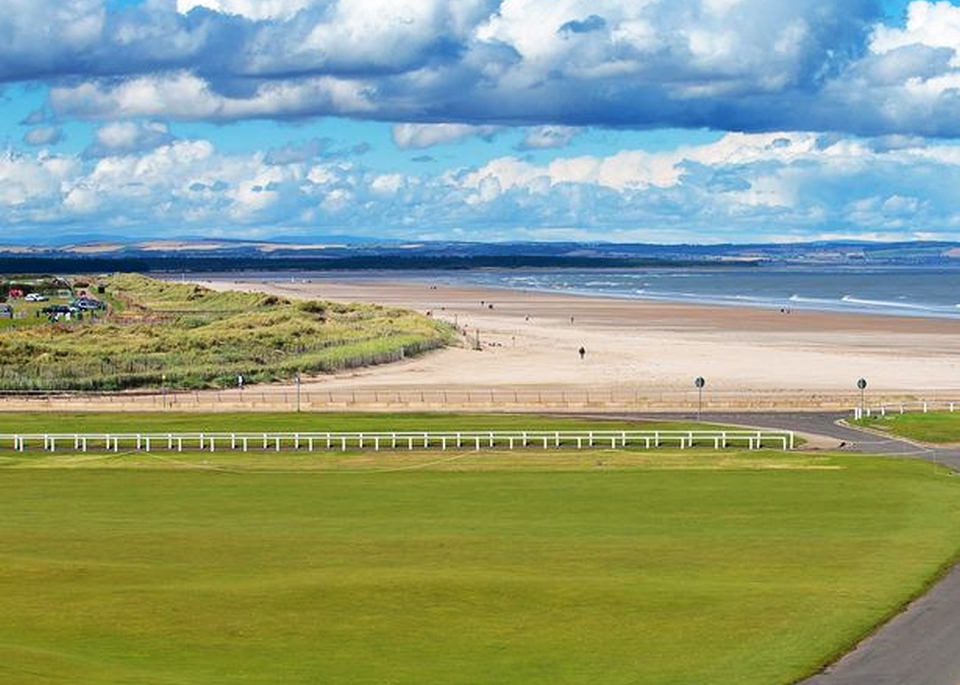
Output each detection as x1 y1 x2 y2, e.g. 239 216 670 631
392 123 500 149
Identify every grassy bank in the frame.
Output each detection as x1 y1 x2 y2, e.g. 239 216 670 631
0 442 958 684
0 274 452 391
858 412 960 443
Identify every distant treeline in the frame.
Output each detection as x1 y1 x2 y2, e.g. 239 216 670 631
0 254 761 275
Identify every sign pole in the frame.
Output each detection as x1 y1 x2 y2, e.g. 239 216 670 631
694 377 705 421
857 378 867 420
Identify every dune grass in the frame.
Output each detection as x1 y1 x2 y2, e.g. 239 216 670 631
0 432 958 685
859 412 960 443
0 274 453 392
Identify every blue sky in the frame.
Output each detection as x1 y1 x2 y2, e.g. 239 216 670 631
5 0 960 244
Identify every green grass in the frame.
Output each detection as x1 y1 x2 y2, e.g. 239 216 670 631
0 411 733 435
859 412 960 443
0 441 958 684
0 274 453 391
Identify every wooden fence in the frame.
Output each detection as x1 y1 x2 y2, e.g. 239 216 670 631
0 387 902 412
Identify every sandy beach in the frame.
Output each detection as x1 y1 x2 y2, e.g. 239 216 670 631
192 275 960 410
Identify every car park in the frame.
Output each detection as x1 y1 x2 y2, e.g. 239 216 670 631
24 293 48 302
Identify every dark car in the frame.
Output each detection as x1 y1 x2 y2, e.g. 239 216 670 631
42 304 76 314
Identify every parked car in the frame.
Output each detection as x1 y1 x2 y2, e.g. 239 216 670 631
0 304 12 318
42 304 78 315
71 297 102 311
24 293 48 302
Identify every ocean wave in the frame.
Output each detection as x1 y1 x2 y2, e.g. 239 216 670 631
465 268 960 320
840 295 933 311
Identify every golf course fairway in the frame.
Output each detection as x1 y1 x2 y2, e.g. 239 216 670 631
1 450 958 685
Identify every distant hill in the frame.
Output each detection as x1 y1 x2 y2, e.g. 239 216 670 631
0 239 958 274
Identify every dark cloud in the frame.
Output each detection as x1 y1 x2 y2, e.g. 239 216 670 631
7 1 960 138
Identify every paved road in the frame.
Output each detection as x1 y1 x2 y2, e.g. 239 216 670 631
603 411 960 685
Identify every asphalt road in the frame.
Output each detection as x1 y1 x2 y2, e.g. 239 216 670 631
604 411 960 685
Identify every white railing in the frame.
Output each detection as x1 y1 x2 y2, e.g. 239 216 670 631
1 429 794 453
853 400 960 420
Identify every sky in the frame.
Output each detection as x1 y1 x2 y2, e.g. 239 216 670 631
5 0 960 245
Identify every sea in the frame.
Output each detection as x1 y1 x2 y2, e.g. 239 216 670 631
226 264 960 321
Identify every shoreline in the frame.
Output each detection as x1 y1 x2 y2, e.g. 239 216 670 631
197 266 960 323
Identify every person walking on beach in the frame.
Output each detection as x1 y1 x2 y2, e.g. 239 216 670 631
579 346 586 360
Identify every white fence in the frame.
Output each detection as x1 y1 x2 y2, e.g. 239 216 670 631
853 400 960 420
1 429 795 453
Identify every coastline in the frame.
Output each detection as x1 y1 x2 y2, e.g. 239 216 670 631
197 274 960 407
187 264 960 321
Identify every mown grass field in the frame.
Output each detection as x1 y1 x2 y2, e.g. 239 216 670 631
0 274 452 391
860 411 960 443
0 411 728 435
1 413 959 685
